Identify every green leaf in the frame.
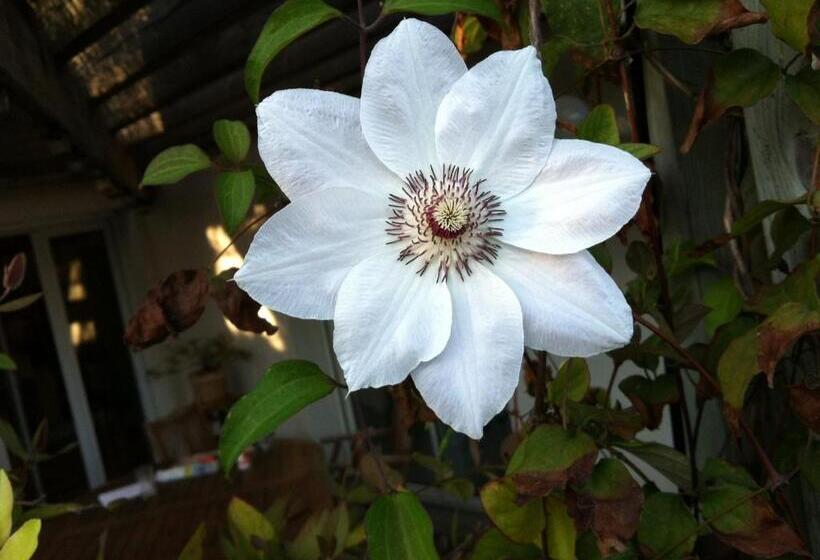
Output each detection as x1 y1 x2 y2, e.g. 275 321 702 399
635 0 765 44
548 358 590 405
700 484 756 534
470 528 541 560
758 302 820 380
618 143 661 160
141 145 211 186
365 492 439 560
540 0 615 63
541 36 571 78
702 458 759 490
785 66 820 124
710 48 781 112
506 425 597 496
441 478 474 501
717 327 759 414
731 199 794 235
761 0 814 52
637 493 697 558
286 510 326 560
544 495 576 560
619 373 679 429
577 105 619 145
767 206 811 267
245 0 342 103
588 242 612 273
0 472 11 546
0 355 15 372
383 0 502 22
178 524 206 560
613 440 693 492
0 293 42 313
213 120 251 164
479 478 545 544
216 170 256 235
0 421 26 462
626 241 657 280
219 360 336 474
19 502 83 523
0 519 40 560
704 278 744 335
747 256 820 315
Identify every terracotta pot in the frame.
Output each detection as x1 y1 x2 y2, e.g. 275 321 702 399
190 369 227 410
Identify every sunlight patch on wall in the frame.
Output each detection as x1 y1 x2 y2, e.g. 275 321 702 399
206 223 287 353
117 111 164 144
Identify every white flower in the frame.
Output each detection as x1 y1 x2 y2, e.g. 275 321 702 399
236 19 650 439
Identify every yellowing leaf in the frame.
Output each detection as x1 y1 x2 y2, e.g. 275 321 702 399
0 519 40 560
480 478 544 544
227 497 275 547
761 0 814 53
178 524 206 560
544 495 576 560
0 471 12 546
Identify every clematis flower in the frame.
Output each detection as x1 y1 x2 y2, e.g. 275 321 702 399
236 19 650 438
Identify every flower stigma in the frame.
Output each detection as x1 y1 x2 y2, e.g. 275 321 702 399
386 165 504 282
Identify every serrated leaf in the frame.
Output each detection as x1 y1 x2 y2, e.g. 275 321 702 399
213 120 251 164
785 66 820 124
383 0 502 22
683 49 780 153
577 105 619 145
141 145 211 186
704 278 744 335
245 0 341 103
613 440 693 492
219 360 336 474
618 143 661 160
0 355 15 372
216 170 255 235
637 493 697 558
0 519 40 560
0 293 41 313
635 0 766 44
761 0 814 53
506 424 597 496
480 478 544 544
470 528 541 560
365 492 439 560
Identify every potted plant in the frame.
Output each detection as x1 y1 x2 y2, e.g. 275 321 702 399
152 336 250 410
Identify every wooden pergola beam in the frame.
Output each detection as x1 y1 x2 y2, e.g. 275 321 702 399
55 0 150 64
0 0 141 196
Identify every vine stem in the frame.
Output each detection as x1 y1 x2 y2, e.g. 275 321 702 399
211 209 274 266
528 0 542 52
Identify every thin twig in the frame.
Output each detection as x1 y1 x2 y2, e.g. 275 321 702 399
528 0 542 53
211 209 274 266
644 53 696 99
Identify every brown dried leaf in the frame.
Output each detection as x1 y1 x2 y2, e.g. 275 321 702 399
511 451 597 497
124 269 209 349
715 497 809 558
210 268 278 335
757 303 820 385
2 253 26 292
790 385 820 433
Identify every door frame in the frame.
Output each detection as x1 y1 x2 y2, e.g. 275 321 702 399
18 219 154 489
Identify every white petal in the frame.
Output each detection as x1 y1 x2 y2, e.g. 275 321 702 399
493 243 633 357
360 19 466 178
411 265 523 439
334 253 452 391
503 139 651 254
435 47 556 199
257 89 403 201
235 188 388 320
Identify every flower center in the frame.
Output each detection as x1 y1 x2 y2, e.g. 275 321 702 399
386 165 504 281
